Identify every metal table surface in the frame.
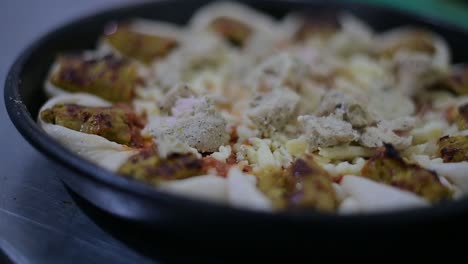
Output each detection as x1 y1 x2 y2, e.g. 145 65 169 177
0 1 166 263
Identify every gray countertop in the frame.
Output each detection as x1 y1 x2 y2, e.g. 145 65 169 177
0 1 157 263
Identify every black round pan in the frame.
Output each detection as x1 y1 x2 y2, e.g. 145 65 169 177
5 0 468 251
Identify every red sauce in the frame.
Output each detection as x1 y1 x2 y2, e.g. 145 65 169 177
332 175 344 183
202 157 232 177
115 103 148 148
444 105 458 123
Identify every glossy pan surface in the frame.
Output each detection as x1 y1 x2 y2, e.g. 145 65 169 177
5 0 468 243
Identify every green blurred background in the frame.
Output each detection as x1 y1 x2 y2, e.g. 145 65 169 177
354 0 468 28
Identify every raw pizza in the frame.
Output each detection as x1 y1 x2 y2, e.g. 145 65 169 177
38 2 468 213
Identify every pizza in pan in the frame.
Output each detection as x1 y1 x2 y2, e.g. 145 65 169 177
38 2 468 213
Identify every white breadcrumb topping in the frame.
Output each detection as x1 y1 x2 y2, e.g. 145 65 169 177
149 96 229 154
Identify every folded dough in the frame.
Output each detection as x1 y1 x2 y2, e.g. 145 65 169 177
38 93 138 171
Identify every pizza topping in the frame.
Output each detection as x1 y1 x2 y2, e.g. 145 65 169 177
366 88 415 120
444 65 468 95
392 51 439 96
256 158 338 211
361 144 452 202
298 115 359 151
150 97 229 153
293 15 339 42
118 149 203 184
359 123 412 150
287 158 338 211
438 135 468 163
50 54 141 102
316 91 375 128
40 103 146 147
376 29 436 58
158 84 197 114
247 53 309 92
39 2 468 213
154 35 230 92
210 16 253 47
247 89 300 137
456 103 468 130
104 22 178 64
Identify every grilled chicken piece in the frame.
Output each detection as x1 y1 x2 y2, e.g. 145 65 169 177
361 144 452 202
40 103 145 147
438 135 468 163
118 149 203 184
210 16 252 47
293 16 339 42
104 23 178 64
50 54 140 102
286 158 338 211
256 169 290 209
256 158 338 211
431 65 468 95
456 103 468 130
377 29 436 58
